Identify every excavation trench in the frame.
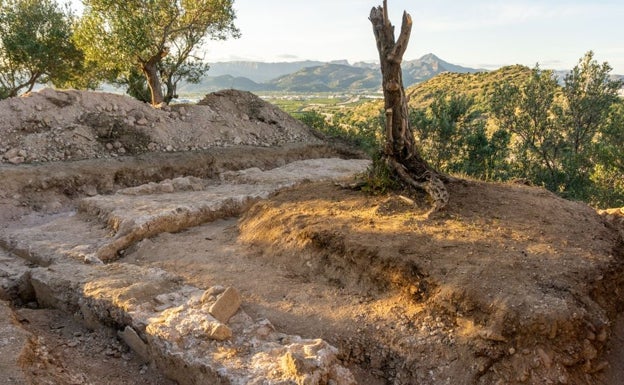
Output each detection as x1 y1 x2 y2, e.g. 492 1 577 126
0 151 371 385
1 146 624 385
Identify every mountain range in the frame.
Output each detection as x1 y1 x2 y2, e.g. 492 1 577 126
177 54 483 94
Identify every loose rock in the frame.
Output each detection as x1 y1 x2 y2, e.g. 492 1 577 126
118 326 149 362
208 287 242 324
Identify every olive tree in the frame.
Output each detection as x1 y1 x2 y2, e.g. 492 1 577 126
76 0 239 106
563 51 621 155
0 0 83 98
560 51 622 198
491 66 565 190
491 52 622 201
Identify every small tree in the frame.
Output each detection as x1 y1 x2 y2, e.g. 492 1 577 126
411 93 476 170
0 0 83 98
563 51 621 155
491 66 565 191
369 1 448 212
160 46 211 104
411 93 510 180
560 51 622 199
491 53 622 201
76 0 239 106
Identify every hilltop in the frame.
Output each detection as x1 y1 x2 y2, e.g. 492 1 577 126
347 64 533 120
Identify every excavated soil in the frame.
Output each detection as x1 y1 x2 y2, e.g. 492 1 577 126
125 181 624 385
13 307 175 385
1 88 624 385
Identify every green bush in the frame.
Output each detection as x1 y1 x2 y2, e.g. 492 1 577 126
297 110 382 156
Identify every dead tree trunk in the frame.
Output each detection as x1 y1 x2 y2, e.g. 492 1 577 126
369 1 448 213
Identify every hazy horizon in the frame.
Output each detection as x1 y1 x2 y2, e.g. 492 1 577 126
69 0 624 74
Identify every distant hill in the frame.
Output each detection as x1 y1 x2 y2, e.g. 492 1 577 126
348 64 534 120
403 53 483 84
268 54 484 92
183 54 483 94
405 64 532 110
267 63 380 92
206 60 326 83
350 64 624 122
177 55 623 97
177 75 270 93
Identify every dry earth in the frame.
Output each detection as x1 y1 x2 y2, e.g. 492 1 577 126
1 88 624 385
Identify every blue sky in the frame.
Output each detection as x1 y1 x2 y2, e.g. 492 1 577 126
70 0 624 73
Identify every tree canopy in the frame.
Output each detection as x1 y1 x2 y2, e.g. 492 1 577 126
490 51 623 202
0 0 83 99
75 0 240 105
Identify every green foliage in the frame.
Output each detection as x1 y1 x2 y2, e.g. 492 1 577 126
296 110 382 155
75 0 239 104
563 51 622 155
297 111 327 130
161 57 210 103
491 66 566 190
0 0 83 98
559 52 622 201
411 93 476 170
588 101 624 207
490 52 622 205
411 93 510 180
460 123 511 181
122 68 152 104
299 52 622 208
359 153 400 195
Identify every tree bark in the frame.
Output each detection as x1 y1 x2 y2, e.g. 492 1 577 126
369 0 448 213
141 50 167 106
163 75 177 104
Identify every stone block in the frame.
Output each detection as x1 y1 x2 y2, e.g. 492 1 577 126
118 326 149 362
208 287 241 324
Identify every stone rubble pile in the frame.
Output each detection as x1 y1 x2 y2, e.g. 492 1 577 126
0 88 324 164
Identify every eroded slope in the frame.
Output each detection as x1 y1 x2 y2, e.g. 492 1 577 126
237 181 624 384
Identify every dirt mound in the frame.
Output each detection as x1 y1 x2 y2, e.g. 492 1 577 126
198 89 323 143
238 180 624 384
0 88 323 164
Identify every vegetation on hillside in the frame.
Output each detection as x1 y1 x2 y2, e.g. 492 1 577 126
298 52 624 208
